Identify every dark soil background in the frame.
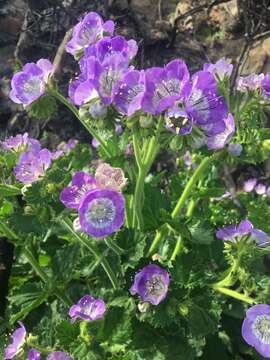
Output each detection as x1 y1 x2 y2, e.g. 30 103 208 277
1 0 270 319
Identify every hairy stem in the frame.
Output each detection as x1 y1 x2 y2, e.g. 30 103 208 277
212 286 256 305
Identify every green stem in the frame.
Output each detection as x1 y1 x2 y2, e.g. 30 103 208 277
50 89 111 158
104 237 124 256
212 286 256 305
147 225 168 257
171 153 218 220
170 236 183 261
59 218 119 289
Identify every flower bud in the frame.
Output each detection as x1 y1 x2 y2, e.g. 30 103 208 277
89 100 107 120
228 143 243 157
139 115 153 128
73 217 82 232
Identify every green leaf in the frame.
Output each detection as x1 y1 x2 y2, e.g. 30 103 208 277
189 221 214 245
52 245 80 283
27 94 57 119
0 184 21 196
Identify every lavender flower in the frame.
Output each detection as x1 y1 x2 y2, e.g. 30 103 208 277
142 59 190 115
183 151 192 166
242 304 270 358
0 133 40 153
78 188 125 238
10 59 53 105
236 74 264 92
95 163 127 192
14 149 52 184
113 70 145 117
28 349 41 360
255 183 266 195
66 12 114 58
92 138 100 148
4 322 26 359
207 113 235 150
250 229 270 248
203 58 233 80
60 171 97 209
267 187 270 197
130 264 170 305
69 76 98 106
261 74 270 99
47 352 73 360
216 219 254 241
243 178 257 193
69 294 106 322
228 143 243 157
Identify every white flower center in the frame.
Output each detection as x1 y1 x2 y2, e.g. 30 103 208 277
145 275 165 297
86 197 116 229
253 315 270 344
24 77 42 96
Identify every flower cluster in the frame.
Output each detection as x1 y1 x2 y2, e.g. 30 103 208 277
216 219 269 247
243 178 270 197
60 163 126 238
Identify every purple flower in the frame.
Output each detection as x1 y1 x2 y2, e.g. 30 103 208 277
203 58 233 80
28 349 41 360
66 12 114 58
10 59 53 105
113 70 145 117
183 151 192 166
69 294 106 322
236 74 264 92
207 113 235 150
60 171 97 209
69 75 98 106
243 178 257 193
4 322 26 359
216 219 254 241
242 304 270 358
78 188 125 238
84 35 138 64
185 71 228 127
92 138 100 148
261 74 270 99
47 352 73 360
0 133 41 153
130 264 170 305
267 187 270 197
250 229 270 248
228 143 243 157
89 99 108 119
142 59 190 115
255 183 266 195
14 149 52 184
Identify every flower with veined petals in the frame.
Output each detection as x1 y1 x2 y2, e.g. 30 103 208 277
47 352 73 360
4 322 26 359
130 264 170 305
95 163 127 192
69 294 106 323
14 149 52 184
207 113 235 150
28 349 41 360
242 304 270 358
203 58 233 80
78 188 125 238
236 74 264 92
113 69 145 117
69 74 99 106
0 133 40 153
9 59 53 106
60 171 97 209
66 12 114 58
142 59 190 115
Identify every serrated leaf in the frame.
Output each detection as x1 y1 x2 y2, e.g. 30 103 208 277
0 184 21 196
27 94 57 119
189 221 214 245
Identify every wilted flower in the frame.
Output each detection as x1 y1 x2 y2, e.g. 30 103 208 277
113 70 145 117
95 162 127 192
236 74 264 92
78 188 125 238
66 12 114 57
255 183 266 195
60 171 97 209
69 294 106 322
228 143 243 157
242 304 270 358
243 178 257 193
203 58 233 80
0 133 41 153
14 149 52 184
130 264 170 305
9 59 53 105
52 139 78 159
47 352 73 360
216 219 269 247
207 114 235 150
4 322 26 359
28 349 41 360
142 59 190 115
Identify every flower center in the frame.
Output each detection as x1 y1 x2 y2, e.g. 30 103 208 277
145 275 165 297
86 197 116 229
24 77 41 96
253 314 270 344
